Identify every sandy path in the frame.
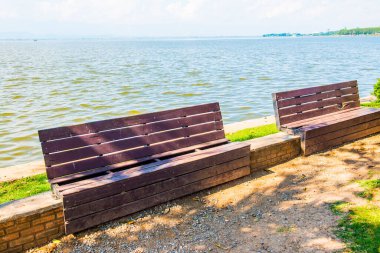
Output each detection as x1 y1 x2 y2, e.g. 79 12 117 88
31 134 380 253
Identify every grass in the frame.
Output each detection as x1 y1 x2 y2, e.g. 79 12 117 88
226 123 279 142
357 179 380 200
330 179 380 253
0 174 50 205
361 101 380 108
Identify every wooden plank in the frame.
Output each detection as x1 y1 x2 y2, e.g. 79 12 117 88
272 93 282 130
49 138 229 184
280 101 360 125
274 80 357 100
278 94 359 117
304 124 380 155
305 117 380 146
61 142 250 207
39 103 220 142
65 166 250 234
56 138 230 192
42 112 222 154
46 130 225 179
302 108 380 139
277 87 358 108
44 121 223 166
64 156 249 221
61 142 249 203
282 107 361 129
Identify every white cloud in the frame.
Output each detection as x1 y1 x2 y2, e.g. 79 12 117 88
0 0 379 36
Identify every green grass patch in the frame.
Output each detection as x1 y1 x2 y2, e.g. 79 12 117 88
361 101 380 108
226 123 279 142
0 174 50 205
356 179 380 200
331 204 380 253
330 201 352 215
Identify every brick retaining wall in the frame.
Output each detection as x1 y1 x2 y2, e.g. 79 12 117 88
0 193 63 252
246 132 301 171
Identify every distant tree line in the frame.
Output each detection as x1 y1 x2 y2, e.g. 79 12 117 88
263 26 380 37
334 27 380 35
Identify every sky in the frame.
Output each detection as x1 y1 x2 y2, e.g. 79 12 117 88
0 0 379 37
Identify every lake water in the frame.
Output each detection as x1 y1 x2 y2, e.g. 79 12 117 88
1 36 379 168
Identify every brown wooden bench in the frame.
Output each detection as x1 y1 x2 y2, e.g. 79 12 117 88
38 102 250 234
272 80 380 155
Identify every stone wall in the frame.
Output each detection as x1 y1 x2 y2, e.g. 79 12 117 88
0 193 64 252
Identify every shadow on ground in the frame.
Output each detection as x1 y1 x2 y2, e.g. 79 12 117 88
31 134 380 253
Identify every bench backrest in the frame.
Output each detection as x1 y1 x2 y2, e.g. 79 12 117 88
38 102 225 183
272 80 360 128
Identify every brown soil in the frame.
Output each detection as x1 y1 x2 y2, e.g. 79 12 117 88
30 134 380 253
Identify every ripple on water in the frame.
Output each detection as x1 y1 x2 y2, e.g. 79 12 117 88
72 78 86 84
80 103 91 108
187 70 201 76
5 77 27 82
257 76 272 81
0 112 15 117
52 107 71 112
177 93 203 97
127 110 142 115
92 105 113 110
239 106 252 110
162 91 178 95
11 133 36 142
11 95 24 99
191 83 211 87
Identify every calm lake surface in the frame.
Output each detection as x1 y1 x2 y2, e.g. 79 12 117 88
1 36 379 168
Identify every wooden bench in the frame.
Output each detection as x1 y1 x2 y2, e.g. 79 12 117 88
38 102 251 234
272 80 380 155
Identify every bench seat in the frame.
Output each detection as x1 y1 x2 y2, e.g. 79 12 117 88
38 103 251 234
273 81 380 155
57 142 249 234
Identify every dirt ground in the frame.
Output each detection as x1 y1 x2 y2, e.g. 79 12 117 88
31 134 380 253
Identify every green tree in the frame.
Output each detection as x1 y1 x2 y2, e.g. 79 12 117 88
374 79 380 101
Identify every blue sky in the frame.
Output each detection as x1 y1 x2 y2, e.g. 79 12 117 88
0 0 379 37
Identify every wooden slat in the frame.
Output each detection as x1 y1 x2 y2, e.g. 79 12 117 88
278 94 359 117
42 112 222 154
277 87 358 108
44 121 223 166
303 108 380 139
283 107 362 129
274 80 357 100
39 103 220 142
288 107 377 133
65 166 250 234
305 117 380 146
56 138 230 192
64 156 249 221
61 142 250 207
49 138 229 184
46 130 225 180
280 101 360 125
272 81 359 127
304 124 380 155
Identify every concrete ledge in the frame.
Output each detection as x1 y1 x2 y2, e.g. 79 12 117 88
0 161 45 183
224 115 275 134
